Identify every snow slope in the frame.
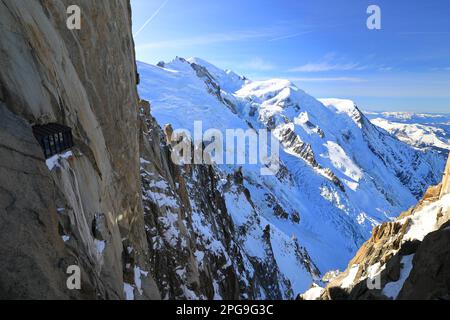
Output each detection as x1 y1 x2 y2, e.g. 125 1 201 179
137 57 445 296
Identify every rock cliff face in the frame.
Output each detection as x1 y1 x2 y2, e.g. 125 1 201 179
315 154 450 300
0 0 159 299
440 156 450 198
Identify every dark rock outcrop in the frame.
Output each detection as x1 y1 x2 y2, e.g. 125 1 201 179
398 225 450 300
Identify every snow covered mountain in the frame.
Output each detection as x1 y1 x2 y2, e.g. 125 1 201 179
365 111 450 153
137 57 446 297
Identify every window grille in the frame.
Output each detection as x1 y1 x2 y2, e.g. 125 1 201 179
32 123 74 159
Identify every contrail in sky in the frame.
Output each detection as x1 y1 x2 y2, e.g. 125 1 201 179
268 31 312 42
134 0 169 38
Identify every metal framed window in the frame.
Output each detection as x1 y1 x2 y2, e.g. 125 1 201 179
32 124 74 159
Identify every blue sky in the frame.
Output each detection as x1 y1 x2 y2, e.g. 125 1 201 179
131 0 450 113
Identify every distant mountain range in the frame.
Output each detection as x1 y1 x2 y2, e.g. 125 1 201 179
365 111 450 153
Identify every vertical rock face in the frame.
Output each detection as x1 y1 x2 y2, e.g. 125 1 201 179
0 0 159 299
440 155 450 198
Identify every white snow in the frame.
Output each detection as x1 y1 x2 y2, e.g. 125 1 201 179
157 212 181 247
403 194 450 242
134 266 149 295
365 111 450 152
301 284 325 300
212 281 223 300
341 264 360 289
149 180 169 189
323 141 362 182
366 262 385 280
319 98 358 116
187 57 245 93
46 151 73 170
94 239 106 254
371 118 450 151
144 189 178 208
269 225 317 295
382 254 414 299
123 283 135 300
194 251 205 268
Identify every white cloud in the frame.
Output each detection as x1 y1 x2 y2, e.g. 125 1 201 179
289 53 366 73
289 62 362 72
290 77 367 83
241 57 275 71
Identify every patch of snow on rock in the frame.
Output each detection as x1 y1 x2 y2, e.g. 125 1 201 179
382 254 414 299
